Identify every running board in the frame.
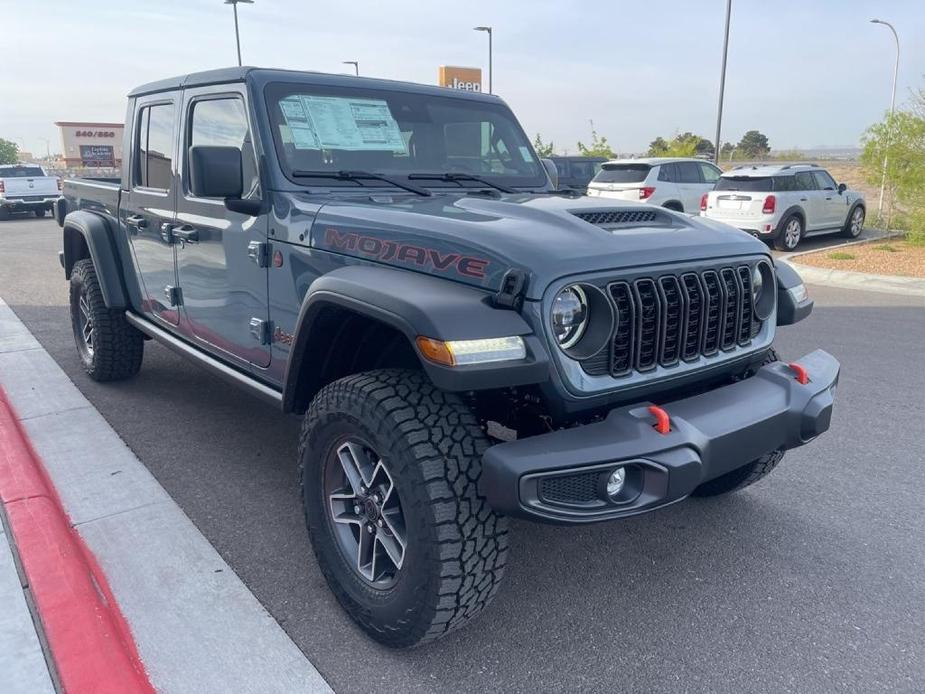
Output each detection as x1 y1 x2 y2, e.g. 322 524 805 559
124 312 283 408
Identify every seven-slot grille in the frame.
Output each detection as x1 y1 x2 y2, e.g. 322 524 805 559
582 264 762 378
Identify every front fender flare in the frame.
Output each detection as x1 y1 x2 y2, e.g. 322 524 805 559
774 260 813 326
62 211 127 309
281 265 549 411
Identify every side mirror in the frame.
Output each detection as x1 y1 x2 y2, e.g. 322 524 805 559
837 182 847 194
189 146 243 199
541 158 559 189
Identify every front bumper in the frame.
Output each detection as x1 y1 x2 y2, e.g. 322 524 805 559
481 349 839 523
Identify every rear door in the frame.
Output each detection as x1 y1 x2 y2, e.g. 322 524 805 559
675 161 706 212
812 170 845 227
121 95 181 326
174 86 270 367
793 171 823 230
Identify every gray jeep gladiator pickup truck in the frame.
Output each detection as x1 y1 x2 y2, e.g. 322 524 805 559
58 67 838 647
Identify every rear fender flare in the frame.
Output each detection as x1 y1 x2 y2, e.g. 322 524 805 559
62 211 128 309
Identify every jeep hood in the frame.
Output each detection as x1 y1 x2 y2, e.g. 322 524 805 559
300 192 770 300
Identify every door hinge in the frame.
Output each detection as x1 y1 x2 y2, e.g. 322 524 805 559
247 241 270 268
164 285 182 306
249 317 271 345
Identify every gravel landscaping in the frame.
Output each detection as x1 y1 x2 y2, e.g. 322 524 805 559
795 239 925 278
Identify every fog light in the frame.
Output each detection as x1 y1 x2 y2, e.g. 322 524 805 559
606 467 626 497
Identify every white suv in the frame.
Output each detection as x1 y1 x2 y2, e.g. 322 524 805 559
700 164 866 251
586 158 722 214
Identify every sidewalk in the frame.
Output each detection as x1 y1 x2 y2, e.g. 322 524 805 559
0 524 55 694
0 297 333 694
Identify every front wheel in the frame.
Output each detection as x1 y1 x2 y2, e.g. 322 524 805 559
299 369 509 648
842 206 864 238
773 215 803 251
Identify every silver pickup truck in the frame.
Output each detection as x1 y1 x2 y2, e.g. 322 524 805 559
0 164 61 219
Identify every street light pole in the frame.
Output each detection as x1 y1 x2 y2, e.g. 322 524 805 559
38 138 50 159
224 0 254 67
713 0 732 165
870 18 900 224
473 26 492 94
342 61 359 76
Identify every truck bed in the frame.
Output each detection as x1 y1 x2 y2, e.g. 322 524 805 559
61 178 121 222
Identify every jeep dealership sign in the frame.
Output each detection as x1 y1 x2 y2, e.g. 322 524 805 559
438 66 483 92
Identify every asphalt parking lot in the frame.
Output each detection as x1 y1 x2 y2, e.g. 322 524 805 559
1 216 923 693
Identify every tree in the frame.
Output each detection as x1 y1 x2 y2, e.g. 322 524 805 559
533 133 555 157
860 109 925 239
647 137 668 156
647 132 713 158
736 130 770 158
0 138 18 165
577 121 615 158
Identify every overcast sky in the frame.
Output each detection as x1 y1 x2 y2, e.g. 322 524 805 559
3 0 923 157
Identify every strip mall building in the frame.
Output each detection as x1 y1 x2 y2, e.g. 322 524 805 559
55 121 124 168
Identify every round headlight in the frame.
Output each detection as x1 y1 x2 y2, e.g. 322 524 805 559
551 285 588 348
751 264 764 301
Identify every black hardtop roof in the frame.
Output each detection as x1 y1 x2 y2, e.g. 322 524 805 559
128 66 503 104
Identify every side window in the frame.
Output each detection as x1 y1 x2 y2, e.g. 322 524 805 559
794 172 817 191
135 103 175 191
677 162 702 183
657 164 675 182
813 171 837 191
188 97 257 197
774 176 795 192
553 160 568 178
699 163 721 184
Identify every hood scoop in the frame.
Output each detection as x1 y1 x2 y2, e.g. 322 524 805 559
571 208 670 229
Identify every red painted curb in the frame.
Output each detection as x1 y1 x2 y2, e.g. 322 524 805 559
0 389 155 694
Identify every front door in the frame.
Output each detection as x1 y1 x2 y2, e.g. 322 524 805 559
121 96 180 325
813 170 845 227
174 88 270 367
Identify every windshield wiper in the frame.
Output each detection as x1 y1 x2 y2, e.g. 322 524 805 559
290 170 431 197
407 172 516 194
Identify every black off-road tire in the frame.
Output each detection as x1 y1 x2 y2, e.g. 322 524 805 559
34 208 47 218
299 369 509 648
692 348 784 497
69 259 144 381
0 207 10 221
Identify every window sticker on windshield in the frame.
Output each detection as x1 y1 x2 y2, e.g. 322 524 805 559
518 146 532 162
278 95 407 153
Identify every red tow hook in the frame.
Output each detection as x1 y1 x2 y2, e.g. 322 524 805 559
647 405 671 435
787 362 810 385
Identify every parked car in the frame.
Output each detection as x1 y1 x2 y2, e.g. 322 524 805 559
548 155 606 193
0 164 61 220
586 157 722 213
700 163 866 251
58 66 837 648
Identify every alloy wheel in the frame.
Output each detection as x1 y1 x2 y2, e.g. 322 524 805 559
851 208 864 236
784 219 802 250
76 292 94 358
324 438 407 588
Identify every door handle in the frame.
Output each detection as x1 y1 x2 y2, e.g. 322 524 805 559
125 214 148 229
171 225 199 243
800 197 808 202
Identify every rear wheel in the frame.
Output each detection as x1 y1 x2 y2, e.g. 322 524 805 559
842 205 864 238
299 369 509 647
773 215 803 251
663 201 684 213
33 208 47 218
0 207 10 221
69 259 144 381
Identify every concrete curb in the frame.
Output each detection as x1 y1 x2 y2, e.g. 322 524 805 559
781 236 925 298
0 299 333 694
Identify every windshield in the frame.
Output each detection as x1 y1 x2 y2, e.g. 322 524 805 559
0 166 45 178
265 82 545 189
715 176 774 192
592 164 651 184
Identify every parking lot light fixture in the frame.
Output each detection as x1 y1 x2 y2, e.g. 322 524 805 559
473 26 493 94
870 18 900 224
224 0 254 67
